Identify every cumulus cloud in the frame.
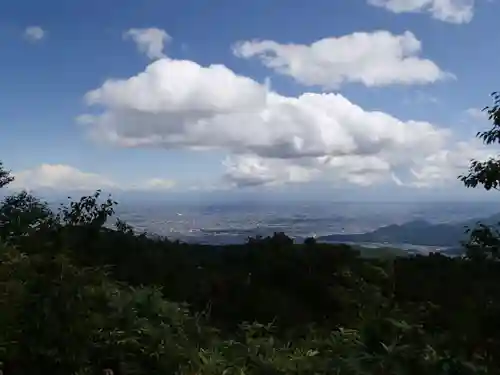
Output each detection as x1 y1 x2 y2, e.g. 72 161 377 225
233 30 451 89
137 178 176 190
223 155 319 188
85 58 266 117
75 52 485 189
223 142 486 189
223 153 400 188
404 141 494 188
83 58 449 158
123 28 171 60
367 0 474 24
320 155 395 186
11 164 116 191
24 26 46 42
10 164 175 192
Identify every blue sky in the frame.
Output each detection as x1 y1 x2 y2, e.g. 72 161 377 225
0 0 498 201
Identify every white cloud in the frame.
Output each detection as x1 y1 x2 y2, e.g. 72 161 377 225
24 26 46 42
123 28 171 60
222 141 490 189
11 164 116 191
85 58 266 117
368 0 474 24
10 164 175 192
398 141 494 188
78 42 492 189
83 58 449 160
233 30 451 89
223 155 319 187
223 153 403 188
320 155 394 186
137 178 176 190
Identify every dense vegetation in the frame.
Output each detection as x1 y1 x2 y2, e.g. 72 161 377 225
1 93 500 374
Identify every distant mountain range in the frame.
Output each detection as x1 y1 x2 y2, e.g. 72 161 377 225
318 213 500 248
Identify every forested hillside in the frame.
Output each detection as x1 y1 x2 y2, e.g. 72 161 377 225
320 213 500 248
1 92 500 374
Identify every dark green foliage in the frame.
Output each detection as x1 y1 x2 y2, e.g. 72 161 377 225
0 191 56 244
459 92 500 190
0 162 13 189
0 191 497 374
459 92 500 260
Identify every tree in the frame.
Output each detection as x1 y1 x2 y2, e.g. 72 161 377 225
459 92 500 259
0 191 56 245
0 162 13 189
57 190 116 228
459 92 500 191
0 246 209 375
0 164 58 248
304 236 317 246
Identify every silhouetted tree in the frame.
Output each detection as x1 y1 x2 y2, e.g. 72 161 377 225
304 236 317 246
459 91 500 260
0 191 56 244
0 162 13 189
